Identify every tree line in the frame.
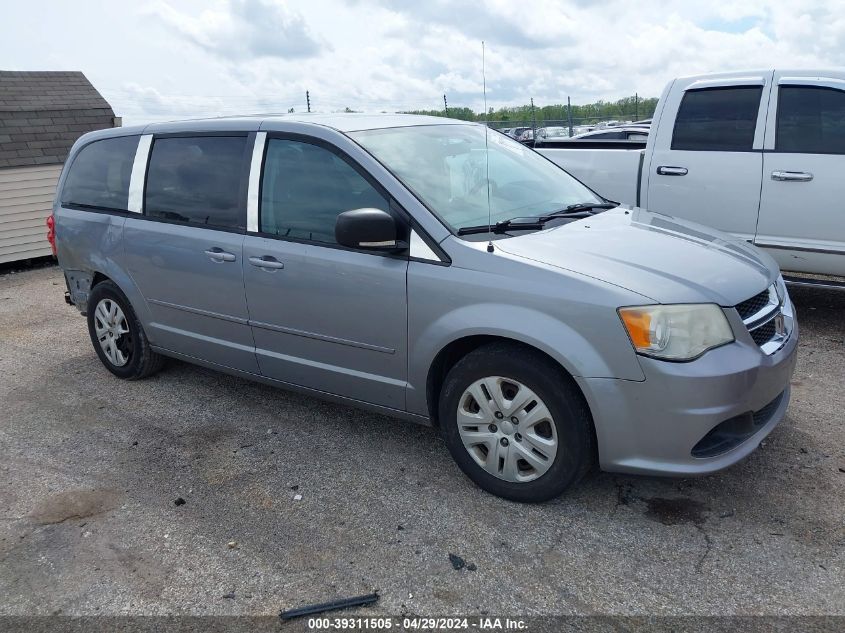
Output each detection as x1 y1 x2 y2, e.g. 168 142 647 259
405 95 659 124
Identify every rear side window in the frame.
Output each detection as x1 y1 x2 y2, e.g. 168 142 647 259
61 136 139 211
260 138 389 244
145 136 248 229
671 86 762 151
777 86 845 154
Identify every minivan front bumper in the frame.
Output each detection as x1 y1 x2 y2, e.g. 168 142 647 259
577 318 799 476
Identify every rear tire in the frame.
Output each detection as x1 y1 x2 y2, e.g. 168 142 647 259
87 280 165 380
439 342 594 502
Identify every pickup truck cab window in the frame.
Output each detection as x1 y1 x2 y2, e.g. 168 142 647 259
145 135 248 230
776 86 845 154
61 135 139 211
351 124 601 233
671 86 763 151
260 138 390 243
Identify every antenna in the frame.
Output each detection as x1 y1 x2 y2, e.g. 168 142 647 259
482 41 493 253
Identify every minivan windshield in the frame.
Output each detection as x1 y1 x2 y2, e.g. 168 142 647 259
349 124 603 233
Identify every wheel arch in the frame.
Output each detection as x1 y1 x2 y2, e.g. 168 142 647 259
425 334 589 429
71 266 153 332
91 271 110 287
411 300 638 422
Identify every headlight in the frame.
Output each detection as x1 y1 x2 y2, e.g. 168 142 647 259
618 304 734 361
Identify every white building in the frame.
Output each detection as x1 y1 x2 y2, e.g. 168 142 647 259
0 71 119 264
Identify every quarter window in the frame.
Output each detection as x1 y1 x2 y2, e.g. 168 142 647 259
260 138 389 244
672 87 762 151
776 86 845 154
144 136 248 229
61 136 139 210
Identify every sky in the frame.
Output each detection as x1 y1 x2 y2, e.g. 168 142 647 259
1 0 844 125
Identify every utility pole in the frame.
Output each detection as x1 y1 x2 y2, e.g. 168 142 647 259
634 92 638 121
306 90 311 113
530 97 536 139
567 96 573 138
443 94 448 117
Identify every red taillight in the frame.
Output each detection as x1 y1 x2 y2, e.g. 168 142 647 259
46 215 57 257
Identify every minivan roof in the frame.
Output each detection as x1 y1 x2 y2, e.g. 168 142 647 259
90 113 473 139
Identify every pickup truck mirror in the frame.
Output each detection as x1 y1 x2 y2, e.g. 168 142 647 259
335 208 405 252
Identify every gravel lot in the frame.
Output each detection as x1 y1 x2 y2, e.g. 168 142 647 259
0 264 843 618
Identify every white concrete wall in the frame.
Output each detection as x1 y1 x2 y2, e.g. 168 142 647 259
0 164 61 264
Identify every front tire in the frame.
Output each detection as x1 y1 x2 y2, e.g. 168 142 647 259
87 280 164 380
439 342 594 502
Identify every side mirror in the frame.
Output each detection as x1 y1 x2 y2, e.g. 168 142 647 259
335 208 405 251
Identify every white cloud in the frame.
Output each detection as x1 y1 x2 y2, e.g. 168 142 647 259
1 0 843 124
148 0 326 61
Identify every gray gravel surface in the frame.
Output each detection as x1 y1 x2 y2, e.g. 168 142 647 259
0 265 843 616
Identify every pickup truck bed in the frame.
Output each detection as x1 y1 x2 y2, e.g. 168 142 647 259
538 141 645 207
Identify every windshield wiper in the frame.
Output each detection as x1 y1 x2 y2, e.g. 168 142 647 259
456 203 618 236
536 202 618 222
456 218 544 235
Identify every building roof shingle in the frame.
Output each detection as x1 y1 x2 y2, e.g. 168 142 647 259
0 71 117 168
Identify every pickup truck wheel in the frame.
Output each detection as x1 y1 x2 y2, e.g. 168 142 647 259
86 281 164 380
439 342 594 502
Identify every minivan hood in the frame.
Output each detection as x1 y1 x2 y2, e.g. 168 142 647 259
495 207 777 306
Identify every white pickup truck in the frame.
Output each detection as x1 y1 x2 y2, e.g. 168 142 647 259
537 70 845 285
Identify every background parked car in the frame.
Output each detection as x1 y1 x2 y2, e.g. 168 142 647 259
534 126 570 143
508 126 531 140
571 125 650 141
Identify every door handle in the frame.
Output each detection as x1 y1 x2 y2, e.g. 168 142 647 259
204 248 236 263
656 165 688 176
249 255 284 270
771 170 813 182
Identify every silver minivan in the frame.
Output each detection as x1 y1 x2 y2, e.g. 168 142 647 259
53 115 798 501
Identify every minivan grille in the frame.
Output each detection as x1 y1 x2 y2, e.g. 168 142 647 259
734 284 789 355
735 289 770 320
750 320 777 346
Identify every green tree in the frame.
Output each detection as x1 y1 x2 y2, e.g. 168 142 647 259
403 95 658 125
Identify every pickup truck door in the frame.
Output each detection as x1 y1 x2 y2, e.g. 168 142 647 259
756 74 845 276
644 75 773 242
